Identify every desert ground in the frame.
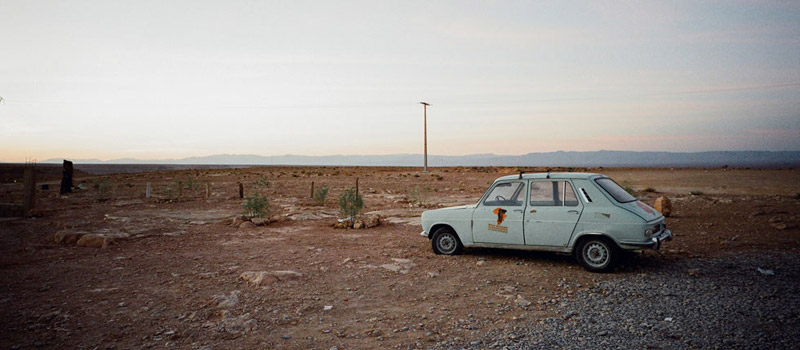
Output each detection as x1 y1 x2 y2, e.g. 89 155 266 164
1 166 799 349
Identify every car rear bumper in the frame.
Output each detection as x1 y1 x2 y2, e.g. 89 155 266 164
619 229 673 250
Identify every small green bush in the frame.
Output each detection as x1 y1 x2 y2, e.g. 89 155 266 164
243 194 270 217
254 176 271 187
313 185 329 206
338 187 363 221
408 185 430 207
92 178 110 202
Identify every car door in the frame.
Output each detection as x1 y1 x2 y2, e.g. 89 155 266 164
472 181 526 245
524 180 583 247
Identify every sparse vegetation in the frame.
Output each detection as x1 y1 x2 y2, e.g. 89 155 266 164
243 194 270 218
92 178 110 202
338 187 363 221
408 184 430 207
313 185 329 206
253 176 271 187
643 187 657 193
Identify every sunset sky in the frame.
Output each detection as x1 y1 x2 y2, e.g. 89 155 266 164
1 0 799 162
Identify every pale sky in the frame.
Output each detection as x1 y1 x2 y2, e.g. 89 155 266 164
1 0 799 162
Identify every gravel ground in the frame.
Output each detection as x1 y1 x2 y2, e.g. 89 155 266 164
440 252 800 350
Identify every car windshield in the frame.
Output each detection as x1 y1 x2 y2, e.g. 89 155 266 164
595 178 637 203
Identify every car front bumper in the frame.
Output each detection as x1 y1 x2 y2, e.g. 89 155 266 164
420 230 429 238
619 229 673 250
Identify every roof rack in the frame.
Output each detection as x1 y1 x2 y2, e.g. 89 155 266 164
518 169 551 179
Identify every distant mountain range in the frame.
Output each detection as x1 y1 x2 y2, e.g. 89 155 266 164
33 151 800 168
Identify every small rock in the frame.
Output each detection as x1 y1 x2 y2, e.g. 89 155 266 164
654 196 672 217
239 221 257 229
54 231 84 245
757 268 775 276
27 208 45 218
476 260 486 267
687 268 700 276
251 217 273 226
514 295 532 308
230 216 247 227
76 234 112 248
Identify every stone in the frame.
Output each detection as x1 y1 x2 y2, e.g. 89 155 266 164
476 260 487 267
334 220 353 229
380 264 403 272
54 231 84 245
363 215 382 228
220 312 257 334
76 234 112 248
515 295 532 308
353 220 364 229
212 291 241 308
687 268 700 276
27 208 45 218
240 271 278 286
240 270 302 286
654 196 672 217
230 216 247 227
239 221 257 229
250 217 272 226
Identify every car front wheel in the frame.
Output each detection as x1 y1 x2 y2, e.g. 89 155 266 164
577 237 616 272
431 227 463 255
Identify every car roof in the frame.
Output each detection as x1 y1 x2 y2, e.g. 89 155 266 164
494 172 604 182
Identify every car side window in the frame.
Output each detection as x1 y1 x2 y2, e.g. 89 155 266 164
530 181 579 207
483 182 525 207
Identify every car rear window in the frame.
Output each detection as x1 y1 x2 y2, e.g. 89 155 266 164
595 178 636 203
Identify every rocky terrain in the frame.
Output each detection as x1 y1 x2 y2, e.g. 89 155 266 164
0 166 798 349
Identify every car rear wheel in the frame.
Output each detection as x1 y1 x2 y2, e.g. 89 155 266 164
431 227 463 255
577 237 616 272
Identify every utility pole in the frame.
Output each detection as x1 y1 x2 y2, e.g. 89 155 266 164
420 102 430 173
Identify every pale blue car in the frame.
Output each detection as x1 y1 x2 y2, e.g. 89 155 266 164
420 172 673 272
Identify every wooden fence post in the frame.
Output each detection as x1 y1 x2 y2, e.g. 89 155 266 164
22 165 35 213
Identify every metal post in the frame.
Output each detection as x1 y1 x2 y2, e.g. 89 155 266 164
420 102 430 173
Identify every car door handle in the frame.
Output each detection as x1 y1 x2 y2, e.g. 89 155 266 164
513 209 523 213
567 210 579 214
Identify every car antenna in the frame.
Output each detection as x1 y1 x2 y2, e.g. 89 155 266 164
546 169 551 179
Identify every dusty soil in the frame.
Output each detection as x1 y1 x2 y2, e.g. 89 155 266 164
1 166 799 349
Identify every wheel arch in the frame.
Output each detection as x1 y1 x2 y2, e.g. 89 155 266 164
570 232 621 255
429 223 458 240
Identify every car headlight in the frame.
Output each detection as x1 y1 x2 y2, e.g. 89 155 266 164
644 228 654 236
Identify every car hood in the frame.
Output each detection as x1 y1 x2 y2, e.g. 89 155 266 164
427 204 475 213
623 200 663 221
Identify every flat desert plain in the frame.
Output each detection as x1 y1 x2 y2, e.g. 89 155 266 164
1 166 799 349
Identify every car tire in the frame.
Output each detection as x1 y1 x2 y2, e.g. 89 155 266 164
431 227 463 255
576 237 616 272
